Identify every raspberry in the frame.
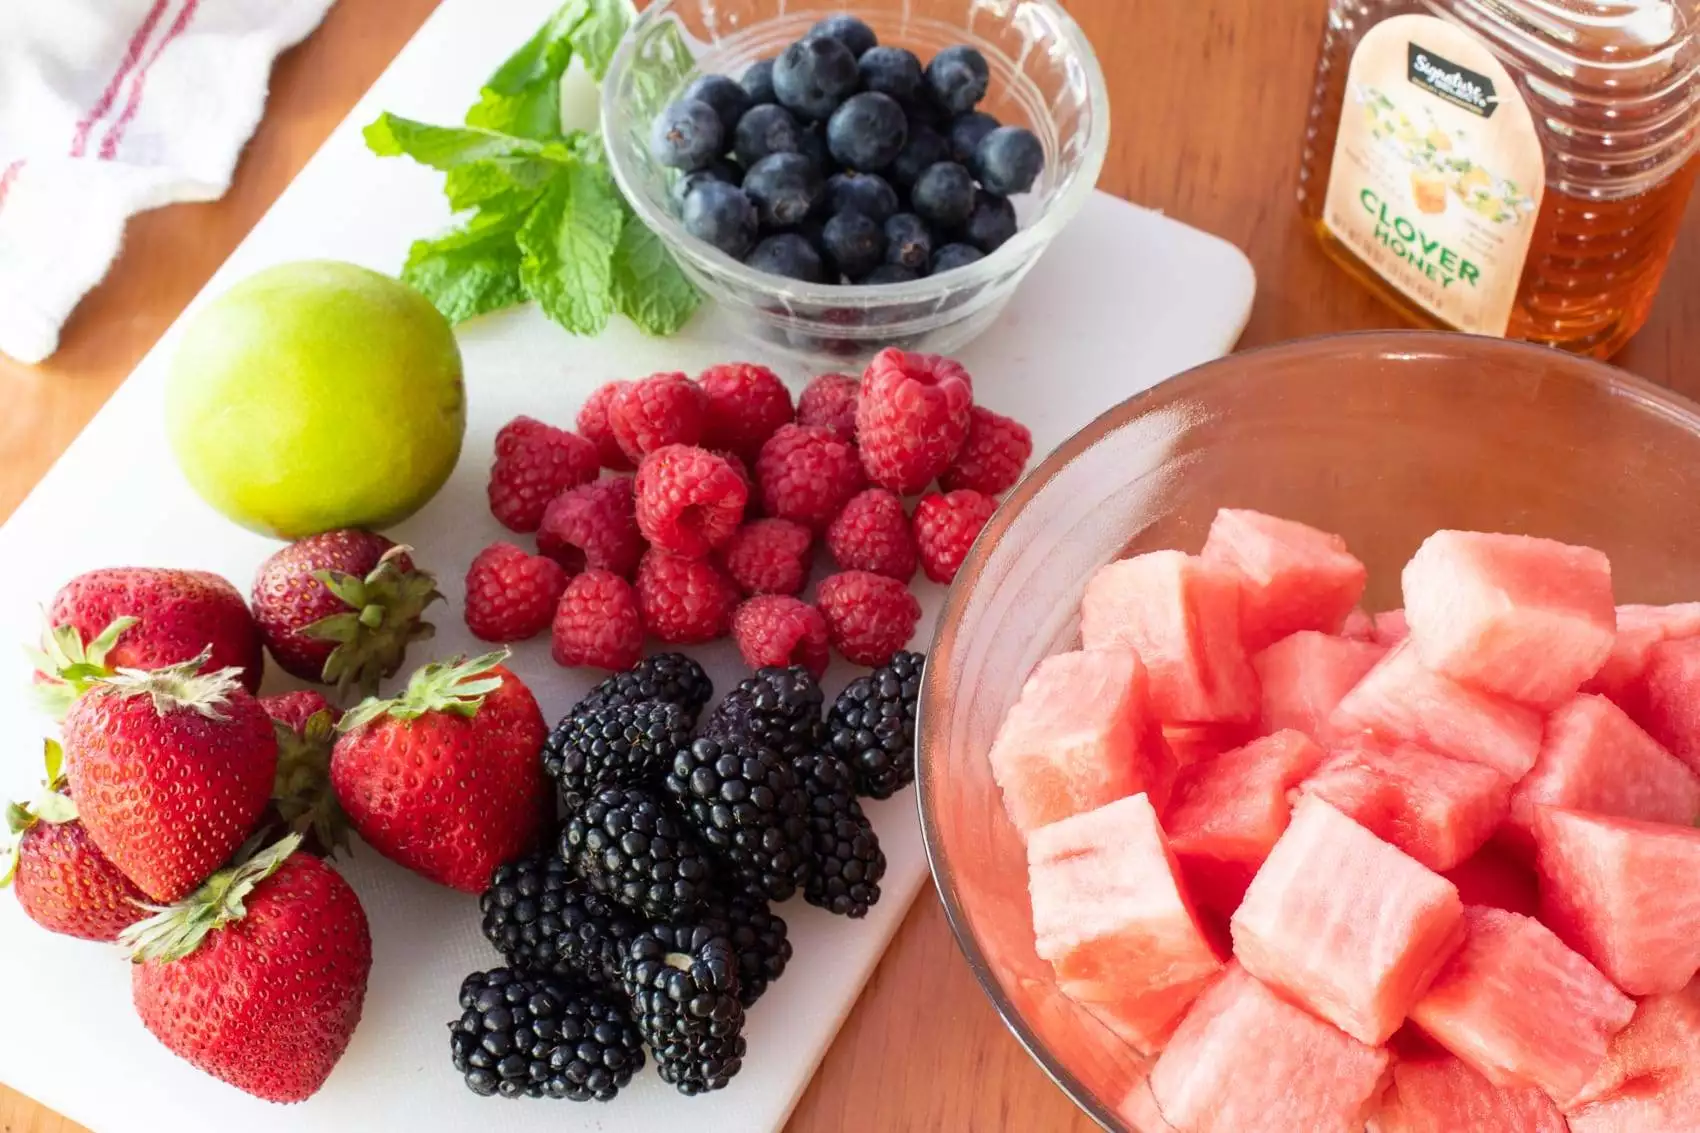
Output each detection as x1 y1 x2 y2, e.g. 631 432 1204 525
487 416 600 532
733 596 830 678
635 445 750 558
755 423 866 531
609 372 706 462
578 381 635 471
538 475 644 578
855 349 974 494
636 549 740 644
464 542 571 642
816 571 921 667
721 518 814 596
940 406 1033 495
913 490 998 584
712 449 754 500
696 363 795 461
552 569 644 671
796 373 860 442
826 489 917 582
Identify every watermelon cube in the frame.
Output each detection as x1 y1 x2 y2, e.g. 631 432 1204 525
1165 730 1328 917
1441 845 1540 918
1502 694 1700 856
1148 962 1390 1133
1634 636 1700 775
1251 631 1386 741
1374 608 1410 646
1329 641 1544 779
1569 978 1700 1110
1341 607 1376 641
1296 738 1510 872
1534 808 1700 996
1368 1054 1566 1133
1401 530 1616 708
1582 602 1700 703
1410 906 1635 1103
988 647 1171 836
1568 1083 1700 1133
1230 795 1464 1044
1080 551 1258 724
1161 723 1253 769
1028 793 1223 1054
1200 508 1368 652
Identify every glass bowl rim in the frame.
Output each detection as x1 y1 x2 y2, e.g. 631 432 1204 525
913 328 1700 1132
599 0 1112 305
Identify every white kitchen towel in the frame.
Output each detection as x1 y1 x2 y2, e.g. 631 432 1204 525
0 0 338 365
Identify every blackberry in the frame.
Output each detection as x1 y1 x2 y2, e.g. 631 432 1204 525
574 653 713 725
562 788 714 920
706 665 828 761
827 650 924 799
556 884 646 989
701 890 792 1006
665 735 814 902
479 851 577 977
542 700 693 813
623 925 746 1095
796 752 886 918
448 968 643 1101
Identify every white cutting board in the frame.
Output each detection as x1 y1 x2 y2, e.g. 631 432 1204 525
0 1 1254 1130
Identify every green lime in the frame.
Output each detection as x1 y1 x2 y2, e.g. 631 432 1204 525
166 261 466 539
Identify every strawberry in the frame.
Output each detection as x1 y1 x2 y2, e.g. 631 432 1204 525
250 530 441 697
330 652 549 893
124 835 372 1103
33 567 264 717
257 692 348 858
3 738 148 941
63 654 278 902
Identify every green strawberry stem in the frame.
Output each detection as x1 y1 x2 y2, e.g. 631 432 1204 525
120 834 303 963
271 709 352 857
302 544 443 700
93 649 244 719
25 614 140 720
1 740 81 888
338 649 510 732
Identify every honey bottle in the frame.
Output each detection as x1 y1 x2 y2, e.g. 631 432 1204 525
1298 1 1700 358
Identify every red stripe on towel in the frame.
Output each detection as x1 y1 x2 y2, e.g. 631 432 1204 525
100 0 201 161
70 0 171 158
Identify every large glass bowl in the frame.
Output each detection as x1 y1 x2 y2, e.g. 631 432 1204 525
601 0 1109 366
916 330 1700 1131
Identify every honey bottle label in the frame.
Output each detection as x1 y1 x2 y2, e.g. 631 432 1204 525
1321 14 1544 335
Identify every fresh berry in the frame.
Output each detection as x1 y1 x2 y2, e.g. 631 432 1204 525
488 416 600 532
822 211 887 279
732 596 831 677
721 517 814 596
974 124 1045 196
742 58 777 105
449 967 642 1101
706 665 829 761
635 445 749 557
743 152 822 228
550 570 644 672
858 46 922 100
332 654 550 893
827 92 909 172
673 160 743 207
941 405 1032 494
773 35 859 121
825 171 900 223
665 735 813 902
701 890 791 1006
63 660 276 902
862 264 920 284
651 99 725 171
828 650 923 798
756 422 867 530
573 653 715 725
961 193 1017 253
810 13 878 57
889 125 950 190
914 489 998 582
635 549 740 644
622 925 745 1095
933 242 985 273
259 691 348 858
608 373 707 463
856 348 974 494
816 571 922 667
683 74 753 134
542 700 694 814
826 488 918 581
562 787 714 920
745 233 827 283
714 448 755 498
796 751 887 916
464 542 570 643
912 161 977 228
537 475 644 577
796 372 861 441
696 362 794 461
948 111 1001 163
925 45 990 114
733 102 802 168
577 381 635 471
682 180 758 258
479 852 646 988
125 838 372 1103
883 212 934 272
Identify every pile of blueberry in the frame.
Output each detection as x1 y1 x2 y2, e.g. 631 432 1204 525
649 14 1045 287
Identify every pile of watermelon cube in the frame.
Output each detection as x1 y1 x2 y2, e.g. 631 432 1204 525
990 509 1700 1132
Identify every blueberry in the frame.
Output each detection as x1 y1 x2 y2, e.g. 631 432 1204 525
821 211 887 279
809 15 878 59
773 35 861 121
860 263 921 285
883 213 933 271
902 95 946 132
826 91 908 172
671 159 742 207
911 162 977 228
962 192 1018 253
682 181 759 258
889 125 950 190
933 243 985 274
925 45 990 115
857 46 922 100
796 126 832 174
650 99 725 171
734 103 803 168
974 125 1045 195
794 214 828 251
743 152 823 229
743 58 778 105
746 233 827 283
948 111 1000 165
683 74 753 136
826 172 899 222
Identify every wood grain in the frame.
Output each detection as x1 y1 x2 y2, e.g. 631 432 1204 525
3 0 1697 1130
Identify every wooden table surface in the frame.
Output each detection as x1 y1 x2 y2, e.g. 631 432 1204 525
3 1 1697 1130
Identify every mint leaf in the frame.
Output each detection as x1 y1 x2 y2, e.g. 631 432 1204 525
570 0 635 81
403 206 531 323
364 114 560 171
611 219 700 336
517 162 625 336
444 159 563 212
466 0 585 139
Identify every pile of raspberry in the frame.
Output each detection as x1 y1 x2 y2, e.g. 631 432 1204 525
466 349 1033 677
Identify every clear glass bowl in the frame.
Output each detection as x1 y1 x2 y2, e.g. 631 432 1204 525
600 0 1109 367
916 330 1700 1131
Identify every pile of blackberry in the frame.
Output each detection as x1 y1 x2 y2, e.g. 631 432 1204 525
451 650 921 1102
651 15 1045 285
